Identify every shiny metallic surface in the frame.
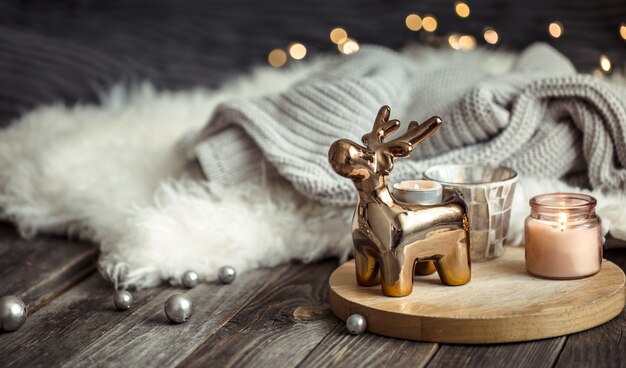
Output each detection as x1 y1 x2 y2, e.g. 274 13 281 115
218 266 236 284
164 294 193 323
0 295 27 332
346 314 367 334
113 290 133 311
328 106 471 297
424 164 517 261
181 270 199 289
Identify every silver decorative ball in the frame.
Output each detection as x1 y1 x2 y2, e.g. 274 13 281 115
164 294 193 323
181 271 199 289
346 314 367 335
218 266 236 284
113 290 133 311
0 295 27 332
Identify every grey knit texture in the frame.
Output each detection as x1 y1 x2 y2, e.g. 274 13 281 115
190 43 626 206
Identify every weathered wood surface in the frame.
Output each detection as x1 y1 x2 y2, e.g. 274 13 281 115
0 222 97 313
426 339 565 368
178 261 339 368
62 265 300 367
300 323 438 368
1 222 626 367
0 274 163 368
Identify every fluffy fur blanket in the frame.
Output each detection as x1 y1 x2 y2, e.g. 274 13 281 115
1 46 625 289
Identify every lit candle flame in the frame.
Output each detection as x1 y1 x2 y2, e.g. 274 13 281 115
559 212 568 232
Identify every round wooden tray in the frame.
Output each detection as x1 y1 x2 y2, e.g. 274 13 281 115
329 247 625 344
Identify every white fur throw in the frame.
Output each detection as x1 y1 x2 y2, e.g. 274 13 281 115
1 46 625 289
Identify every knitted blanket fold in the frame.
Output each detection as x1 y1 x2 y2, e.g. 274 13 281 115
187 43 626 204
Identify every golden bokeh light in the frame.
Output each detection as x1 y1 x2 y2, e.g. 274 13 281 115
600 55 612 72
592 68 604 79
455 2 470 18
288 43 307 60
458 35 476 50
405 14 423 31
422 15 438 32
330 27 348 44
338 38 360 55
483 28 499 44
448 34 460 50
548 22 563 38
268 49 287 68
620 23 626 40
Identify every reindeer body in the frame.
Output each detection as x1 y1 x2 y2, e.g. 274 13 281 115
329 106 471 297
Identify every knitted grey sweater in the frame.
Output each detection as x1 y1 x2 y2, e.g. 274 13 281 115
188 43 626 206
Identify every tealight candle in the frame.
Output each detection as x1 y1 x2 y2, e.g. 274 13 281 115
525 193 602 279
392 180 443 205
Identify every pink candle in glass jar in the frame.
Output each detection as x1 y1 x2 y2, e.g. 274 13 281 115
525 193 602 279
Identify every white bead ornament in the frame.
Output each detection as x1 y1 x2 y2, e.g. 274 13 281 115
218 266 236 284
181 271 199 289
0 295 27 332
164 294 193 324
346 314 367 335
113 290 133 311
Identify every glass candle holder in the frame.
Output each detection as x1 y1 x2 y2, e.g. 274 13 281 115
525 193 602 279
424 164 517 261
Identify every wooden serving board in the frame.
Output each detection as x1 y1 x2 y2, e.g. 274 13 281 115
329 247 626 344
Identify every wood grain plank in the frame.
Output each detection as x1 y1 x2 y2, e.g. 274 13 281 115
553 247 626 368
61 264 295 368
0 222 98 312
299 323 438 368
425 339 565 368
0 274 164 367
178 260 339 368
554 312 626 368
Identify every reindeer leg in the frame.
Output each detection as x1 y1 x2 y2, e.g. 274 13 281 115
354 248 381 286
379 252 414 297
415 261 437 275
435 232 471 286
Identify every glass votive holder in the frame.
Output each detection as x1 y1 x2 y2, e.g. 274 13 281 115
392 180 443 205
423 164 518 261
525 193 602 279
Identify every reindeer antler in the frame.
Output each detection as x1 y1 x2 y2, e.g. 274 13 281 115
362 106 442 158
361 106 401 147
384 116 442 157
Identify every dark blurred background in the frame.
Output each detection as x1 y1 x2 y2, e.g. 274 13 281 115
0 0 625 126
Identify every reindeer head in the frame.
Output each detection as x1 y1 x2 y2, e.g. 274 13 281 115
328 106 442 182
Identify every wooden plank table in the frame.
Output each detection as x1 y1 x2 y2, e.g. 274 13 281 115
1 221 625 367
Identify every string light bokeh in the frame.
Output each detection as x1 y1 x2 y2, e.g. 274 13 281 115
483 28 499 45
267 49 287 68
405 14 423 31
266 3 624 76
548 22 564 38
329 28 348 44
288 43 307 60
600 55 612 72
422 15 438 32
454 2 470 18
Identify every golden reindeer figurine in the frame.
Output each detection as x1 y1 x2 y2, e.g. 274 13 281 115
328 106 471 297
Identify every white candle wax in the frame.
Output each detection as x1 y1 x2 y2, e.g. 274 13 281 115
392 180 443 205
525 217 602 279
